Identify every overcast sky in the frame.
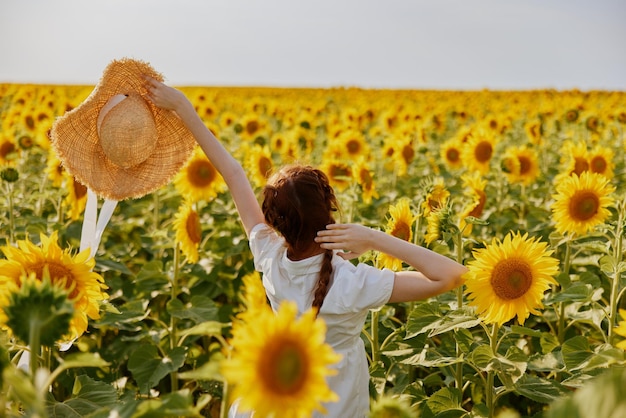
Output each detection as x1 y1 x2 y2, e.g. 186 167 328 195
1 0 625 90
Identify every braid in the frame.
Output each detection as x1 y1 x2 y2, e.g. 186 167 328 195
312 249 333 314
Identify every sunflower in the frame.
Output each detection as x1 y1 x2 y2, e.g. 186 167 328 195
46 148 65 188
524 119 543 145
0 231 108 340
174 147 226 203
587 144 614 179
461 129 496 174
63 174 88 221
0 133 18 165
245 144 274 188
237 113 269 143
234 271 269 324
222 301 341 418
460 171 488 235
501 145 540 186
421 178 450 217
614 309 626 350
439 137 464 171
377 198 416 271
353 156 378 204
173 202 202 264
463 232 559 325
219 110 238 130
551 171 615 236
396 135 416 177
559 140 589 177
337 129 370 160
319 158 353 192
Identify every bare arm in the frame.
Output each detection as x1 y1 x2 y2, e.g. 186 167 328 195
144 77 265 236
315 223 467 303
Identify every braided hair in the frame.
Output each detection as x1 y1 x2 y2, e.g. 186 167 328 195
262 164 339 312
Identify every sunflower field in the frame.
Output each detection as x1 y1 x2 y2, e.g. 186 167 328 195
1 82 626 418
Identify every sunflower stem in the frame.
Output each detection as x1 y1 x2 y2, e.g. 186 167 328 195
29 317 41 378
486 323 499 418
220 380 229 418
153 191 160 233
608 198 625 343
7 182 15 244
371 309 380 364
454 230 464 392
557 239 572 343
169 242 181 392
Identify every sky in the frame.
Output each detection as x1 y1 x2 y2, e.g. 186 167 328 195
1 0 625 90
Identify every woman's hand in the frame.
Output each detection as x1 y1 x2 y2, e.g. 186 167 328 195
315 223 374 260
143 76 188 112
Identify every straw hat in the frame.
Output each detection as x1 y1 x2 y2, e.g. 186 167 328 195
50 58 196 200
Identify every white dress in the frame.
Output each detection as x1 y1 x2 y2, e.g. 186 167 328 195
229 223 395 418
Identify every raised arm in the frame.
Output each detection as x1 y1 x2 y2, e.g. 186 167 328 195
144 77 265 236
315 223 467 303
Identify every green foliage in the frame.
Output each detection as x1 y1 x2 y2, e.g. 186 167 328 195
1 84 626 417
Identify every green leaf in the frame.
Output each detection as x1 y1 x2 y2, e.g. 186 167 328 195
540 332 561 354
56 352 110 372
468 345 495 370
515 374 567 404
178 358 223 381
547 367 626 418
47 375 119 417
527 352 562 372
600 254 626 275
454 328 474 354
167 295 219 324
135 260 170 294
425 387 467 417
562 336 593 371
546 282 593 304
132 389 198 418
429 307 482 337
95 258 133 275
128 344 187 394
510 325 542 338
179 321 226 340
584 345 626 371
405 302 443 339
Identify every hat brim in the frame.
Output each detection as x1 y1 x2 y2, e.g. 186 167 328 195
50 58 196 200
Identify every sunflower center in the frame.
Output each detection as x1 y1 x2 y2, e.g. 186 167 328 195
518 156 531 175
589 156 607 174
189 160 216 187
0 141 16 159
246 120 259 135
491 258 533 300
569 190 599 221
474 141 493 163
73 179 88 199
468 190 487 218
258 156 273 179
446 148 460 163
186 211 202 244
360 168 373 190
391 221 411 242
402 144 414 164
346 139 361 155
30 262 79 299
261 340 308 395
330 165 350 182
572 157 589 175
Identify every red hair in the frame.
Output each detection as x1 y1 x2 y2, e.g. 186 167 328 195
262 164 338 311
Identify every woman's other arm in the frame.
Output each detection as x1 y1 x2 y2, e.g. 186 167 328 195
315 223 467 303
